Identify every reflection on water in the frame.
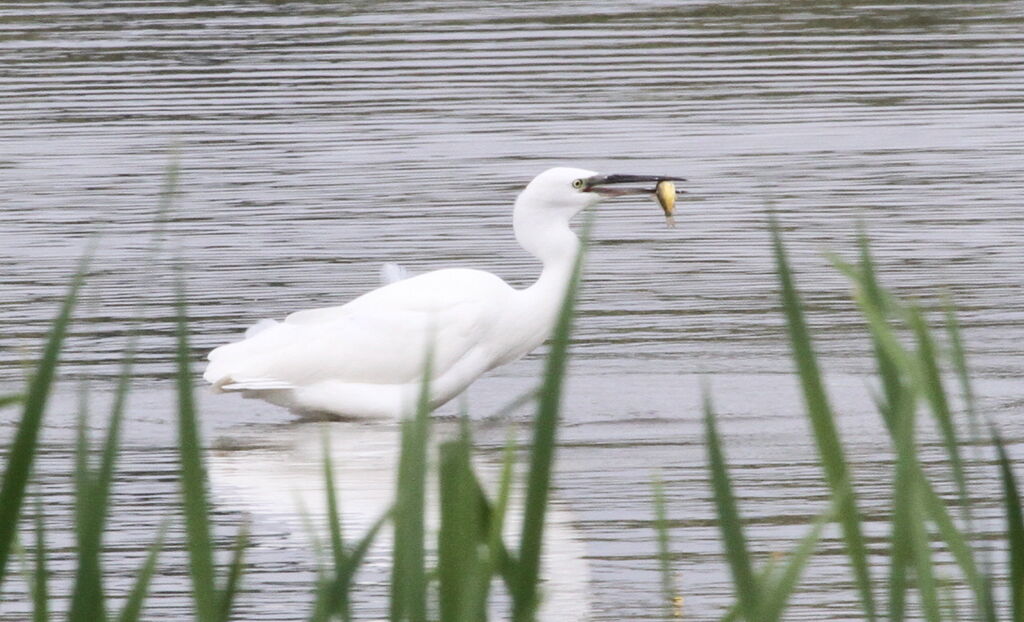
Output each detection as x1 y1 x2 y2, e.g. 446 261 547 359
1 0 1023 619
208 421 590 621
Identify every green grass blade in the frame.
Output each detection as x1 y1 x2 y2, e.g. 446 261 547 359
389 359 431 622
849 241 992 620
32 496 48 622
312 507 390 621
992 427 1024 622
0 252 88 585
909 494 942 622
891 376 941 622
512 219 589 621
218 520 249 622
95 346 134 522
944 305 980 445
117 521 168 622
174 283 219 622
317 431 352 621
70 348 135 622
651 475 677 620
0 394 22 410
69 393 107 622
854 237 906 423
887 478 911 621
438 419 486 622
944 305 997 621
467 469 521 596
759 507 831 621
337 507 390 589
703 394 761 620
321 433 345 568
918 472 992 619
478 429 518 606
909 308 970 518
771 220 876 620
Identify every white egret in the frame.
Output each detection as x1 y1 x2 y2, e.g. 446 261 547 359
203 167 684 418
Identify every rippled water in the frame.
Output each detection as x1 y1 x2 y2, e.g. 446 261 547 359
2 1 1023 620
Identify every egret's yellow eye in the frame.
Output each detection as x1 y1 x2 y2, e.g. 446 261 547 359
572 178 585 190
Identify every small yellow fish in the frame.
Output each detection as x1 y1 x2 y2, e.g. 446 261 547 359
655 180 676 227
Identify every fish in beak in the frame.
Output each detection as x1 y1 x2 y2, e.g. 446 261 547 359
581 173 686 227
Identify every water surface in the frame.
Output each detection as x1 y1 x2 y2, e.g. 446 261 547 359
2 1 1023 619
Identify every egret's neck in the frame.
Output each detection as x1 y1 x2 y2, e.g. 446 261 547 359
513 195 580 283
502 188 585 355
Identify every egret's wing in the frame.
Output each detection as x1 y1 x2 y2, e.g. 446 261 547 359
205 269 512 389
244 318 279 338
283 268 508 325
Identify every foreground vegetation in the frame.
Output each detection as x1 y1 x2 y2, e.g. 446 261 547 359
0 221 1021 621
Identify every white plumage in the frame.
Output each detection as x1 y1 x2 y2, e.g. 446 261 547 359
203 166 681 418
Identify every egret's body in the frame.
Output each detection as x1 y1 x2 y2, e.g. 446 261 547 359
203 167 682 418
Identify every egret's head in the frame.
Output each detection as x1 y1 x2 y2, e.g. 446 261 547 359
520 166 686 218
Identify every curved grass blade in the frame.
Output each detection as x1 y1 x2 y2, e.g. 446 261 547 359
703 394 760 621
69 398 107 622
887 392 914 622
944 305 997 621
311 507 390 621
909 308 970 520
0 251 89 585
651 475 677 620
174 282 218 622
390 355 431 622
438 419 486 622
479 429 518 605
759 506 831 621
771 219 875 620
318 433 349 620
70 348 134 622
992 427 1024 622
117 521 169 622
337 508 390 593
891 376 941 622
32 496 48 622
512 217 590 622
847 240 993 620
218 519 249 622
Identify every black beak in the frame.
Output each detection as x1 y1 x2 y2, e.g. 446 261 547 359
582 174 687 197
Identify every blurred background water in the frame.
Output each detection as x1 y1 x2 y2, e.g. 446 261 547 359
1 1 1022 619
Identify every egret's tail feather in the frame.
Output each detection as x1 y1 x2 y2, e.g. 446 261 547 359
220 377 296 392
380 262 411 285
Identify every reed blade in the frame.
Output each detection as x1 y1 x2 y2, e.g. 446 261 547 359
316 432 353 620
759 507 831 621
993 428 1024 622
771 219 876 620
704 394 760 620
0 252 88 584
389 363 430 622
69 401 107 622
944 305 997 621
651 476 677 620
909 309 970 519
218 520 249 622
512 220 588 622
117 521 168 622
32 496 48 622
174 283 218 622
438 419 486 622
338 508 390 590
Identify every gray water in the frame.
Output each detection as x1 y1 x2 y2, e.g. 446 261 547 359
2 1 1023 619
